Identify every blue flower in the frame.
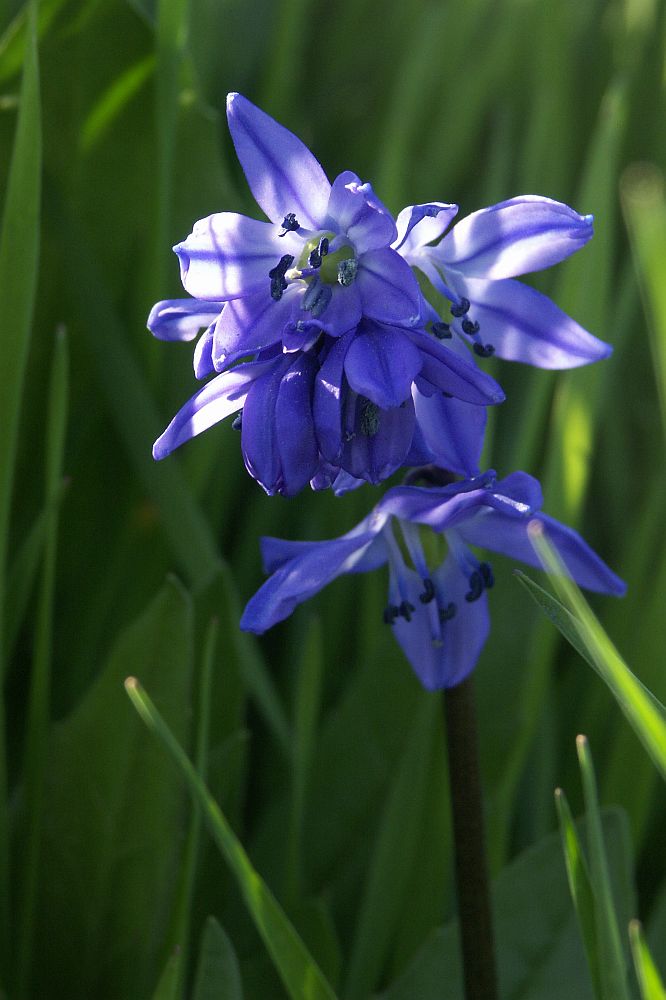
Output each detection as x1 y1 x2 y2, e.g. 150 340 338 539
149 94 506 493
240 471 625 689
393 197 611 367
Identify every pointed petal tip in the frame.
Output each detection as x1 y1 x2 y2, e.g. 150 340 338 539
152 438 168 461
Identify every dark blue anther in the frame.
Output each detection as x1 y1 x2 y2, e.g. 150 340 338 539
465 571 484 603
432 321 452 339
450 296 471 318
337 258 358 287
269 254 294 301
308 236 329 268
473 342 495 358
231 414 242 431
419 578 436 603
399 600 416 622
439 602 457 622
480 562 494 588
383 604 400 624
278 212 299 237
462 318 480 335
360 397 380 437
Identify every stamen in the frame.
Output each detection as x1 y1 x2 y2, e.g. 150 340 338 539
465 571 484 603
360 397 381 437
438 602 457 622
473 342 495 358
419 578 435 603
308 236 329 269
399 600 416 622
383 604 400 624
450 296 471 318
269 254 294 301
231 414 242 431
480 562 494 588
432 321 452 339
461 318 480 335
278 212 299 237
301 278 333 318
337 258 358 287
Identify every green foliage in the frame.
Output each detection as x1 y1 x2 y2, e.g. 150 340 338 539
1 0 666 997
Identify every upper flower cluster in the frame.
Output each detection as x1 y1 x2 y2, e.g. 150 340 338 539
149 93 611 496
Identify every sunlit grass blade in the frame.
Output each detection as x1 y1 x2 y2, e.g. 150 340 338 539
0 0 64 82
0 0 40 971
15 326 68 997
125 677 339 1000
621 162 666 439
554 787 602 998
575 737 631 999
630 920 666 1000
523 523 666 780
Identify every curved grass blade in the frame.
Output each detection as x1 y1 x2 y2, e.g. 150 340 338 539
519 525 666 780
125 677 339 1000
192 917 243 1000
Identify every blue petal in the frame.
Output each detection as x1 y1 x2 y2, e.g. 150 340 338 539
344 324 423 408
436 196 594 278
152 360 271 459
174 212 301 300
393 202 458 254
226 92 331 228
274 353 319 496
409 330 505 404
458 510 626 595
325 171 397 252
445 273 612 368
341 395 415 483
413 390 487 477
390 558 490 690
240 531 384 633
147 298 222 341
240 360 289 495
313 334 352 462
193 323 215 378
213 287 294 368
356 247 422 325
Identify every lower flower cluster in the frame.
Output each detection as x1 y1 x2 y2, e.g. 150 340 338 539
149 92 625 689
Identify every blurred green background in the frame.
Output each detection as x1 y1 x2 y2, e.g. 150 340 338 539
1 0 666 997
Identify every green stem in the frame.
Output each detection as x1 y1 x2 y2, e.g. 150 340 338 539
444 676 498 1000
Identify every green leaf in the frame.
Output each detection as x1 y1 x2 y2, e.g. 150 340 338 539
383 808 634 1000
192 917 243 1000
125 677 339 1000
630 921 666 1000
555 788 602 998
345 694 438 1000
516 531 666 780
30 579 193 1000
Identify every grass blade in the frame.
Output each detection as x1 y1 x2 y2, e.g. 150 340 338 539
576 736 630 1000
522 525 666 780
630 920 666 1000
554 787 602 998
125 677 339 1000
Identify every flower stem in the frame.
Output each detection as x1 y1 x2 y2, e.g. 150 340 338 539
444 676 498 1000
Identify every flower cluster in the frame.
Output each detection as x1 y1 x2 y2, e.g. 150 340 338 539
149 94 624 688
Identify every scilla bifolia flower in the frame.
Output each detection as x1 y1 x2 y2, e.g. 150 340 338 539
241 471 625 689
